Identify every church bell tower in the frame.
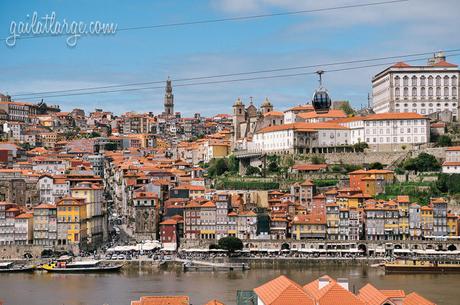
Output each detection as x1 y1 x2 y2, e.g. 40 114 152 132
164 78 174 116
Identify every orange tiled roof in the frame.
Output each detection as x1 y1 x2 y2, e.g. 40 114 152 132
392 61 412 68
297 109 347 120
293 164 327 171
358 283 390 305
431 60 457 67
130 296 189 305
254 275 315 305
403 292 436 305
203 300 225 305
363 112 426 121
446 146 460 151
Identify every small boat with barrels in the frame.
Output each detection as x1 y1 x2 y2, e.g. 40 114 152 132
41 256 123 273
0 261 35 273
384 259 460 274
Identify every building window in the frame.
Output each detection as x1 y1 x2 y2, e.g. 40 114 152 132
436 75 441 86
436 87 441 97
412 87 417 97
428 76 433 86
453 87 457 97
395 76 400 86
444 76 449 86
420 76 426 86
428 87 433 97
395 87 400 97
411 76 417 86
403 76 409 86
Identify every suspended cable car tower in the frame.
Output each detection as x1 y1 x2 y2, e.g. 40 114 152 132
312 70 332 114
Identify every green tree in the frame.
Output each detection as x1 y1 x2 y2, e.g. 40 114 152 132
218 236 243 253
403 153 441 172
208 158 229 177
368 162 384 170
227 155 239 173
338 102 356 116
353 142 369 152
245 165 261 176
310 155 326 164
436 135 453 147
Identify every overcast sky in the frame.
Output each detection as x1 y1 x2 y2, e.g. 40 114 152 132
1 0 460 117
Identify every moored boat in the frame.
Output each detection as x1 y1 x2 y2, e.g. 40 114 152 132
384 259 460 274
41 259 123 273
0 261 35 273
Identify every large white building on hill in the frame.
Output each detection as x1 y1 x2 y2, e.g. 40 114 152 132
372 52 459 120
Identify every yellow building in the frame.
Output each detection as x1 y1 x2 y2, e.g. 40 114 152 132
57 197 87 247
421 206 433 238
397 196 410 240
447 214 458 237
70 182 104 247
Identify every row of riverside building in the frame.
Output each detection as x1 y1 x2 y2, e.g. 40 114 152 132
0 181 106 252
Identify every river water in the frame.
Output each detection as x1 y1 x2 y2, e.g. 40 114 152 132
0 265 458 305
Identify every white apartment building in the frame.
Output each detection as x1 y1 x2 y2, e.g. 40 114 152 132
442 146 460 174
332 112 430 151
250 122 350 154
37 175 70 204
372 52 459 120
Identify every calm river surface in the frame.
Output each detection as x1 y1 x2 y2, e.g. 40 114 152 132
0 265 458 305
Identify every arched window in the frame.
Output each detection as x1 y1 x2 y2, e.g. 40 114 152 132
428 87 433 97
411 76 417 86
421 87 426 97
395 87 400 97
394 76 400 86
452 76 458 86
453 87 458 97
420 76 426 86
444 87 449 97
436 75 441 86
444 75 450 86
412 87 417 97
436 87 441 97
403 87 408 97
403 76 409 86
428 76 434 86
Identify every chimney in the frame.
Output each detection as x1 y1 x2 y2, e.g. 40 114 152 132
318 276 330 290
337 278 349 291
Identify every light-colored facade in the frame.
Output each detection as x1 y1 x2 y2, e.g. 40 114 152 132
372 52 459 120
442 146 460 173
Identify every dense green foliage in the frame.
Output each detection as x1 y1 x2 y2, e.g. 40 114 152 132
352 142 369 152
436 135 453 147
310 155 326 164
338 102 356 116
376 181 441 205
437 174 460 194
313 179 338 187
215 178 279 190
245 165 261 176
368 162 384 170
218 237 243 252
402 153 441 172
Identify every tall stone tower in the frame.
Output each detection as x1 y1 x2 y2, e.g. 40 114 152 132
232 98 245 143
164 78 174 116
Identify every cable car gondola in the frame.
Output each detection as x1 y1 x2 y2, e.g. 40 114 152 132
312 70 332 114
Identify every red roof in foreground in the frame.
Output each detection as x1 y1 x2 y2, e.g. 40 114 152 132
431 60 458 67
392 61 412 68
130 296 189 305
